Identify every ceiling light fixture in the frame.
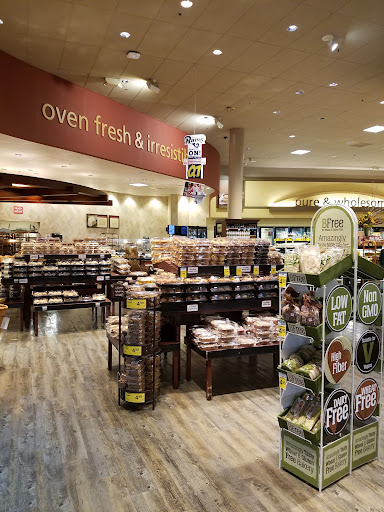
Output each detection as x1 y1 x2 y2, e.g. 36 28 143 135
291 149 311 155
363 125 384 133
14 153 22 156
121 79 129 83
12 183 30 188
329 82 338 87
0 20 3 25
127 51 141 60
146 80 160 93
289 135 296 138
120 31 130 38
380 100 384 104
213 49 222 55
215 118 224 129
273 110 280 114
130 183 148 187
181 0 193 7
322 34 339 52
295 90 304 95
287 25 298 32
200 115 215 125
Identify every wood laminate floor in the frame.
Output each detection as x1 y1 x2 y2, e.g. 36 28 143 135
1 309 384 512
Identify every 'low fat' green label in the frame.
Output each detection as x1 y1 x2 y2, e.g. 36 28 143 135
326 285 352 332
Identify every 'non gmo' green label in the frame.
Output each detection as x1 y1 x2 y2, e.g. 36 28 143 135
357 282 382 325
326 285 352 332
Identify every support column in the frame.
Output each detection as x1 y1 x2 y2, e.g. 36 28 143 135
228 127 244 219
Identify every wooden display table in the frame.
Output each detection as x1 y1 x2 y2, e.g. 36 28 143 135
185 337 279 400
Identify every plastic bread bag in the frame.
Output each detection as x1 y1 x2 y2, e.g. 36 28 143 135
300 292 322 327
296 363 321 380
299 244 321 274
282 296 301 323
284 250 300 272
302 399 321 430
281 353 304 372
295 344 317 363
285 393 312 423
321 246 345 271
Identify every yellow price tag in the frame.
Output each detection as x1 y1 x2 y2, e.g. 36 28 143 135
123 345 142 356
279 373 287 390
180 267 187 278
125 392 145 403
236 266 242 276
271 265 277 275
224 266 230 277
279 273 287 288
278 323 286 337
126 299 147 309
253 265 259 275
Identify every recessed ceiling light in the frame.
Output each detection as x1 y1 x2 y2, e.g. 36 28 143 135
0 20 3 25
330 42 338 51
287 25 298 32
61 165 67 168
380 100 384 104
329 82 338 87
289 135 296 138
331 155 337 158
295 90 304 95
291 149 311 155
213 49 222 55
130 183 148 187
1 168 7 170
120 32 130 38
88 174 93 177
14 153 22 156
363 125 384 133
121 79 129 83
200 115 215 125
320 117 326 120
180 0 193 7
12 183 30 188
273 110 280 114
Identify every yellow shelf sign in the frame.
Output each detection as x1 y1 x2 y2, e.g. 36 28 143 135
278 320 286 338
279 373 287 390
126 299 147 309
125 392 145 403
224 266 230 277
271 265 277 274
180 267 187 278
236 266 242 276
279 273 287 288
123 345 142 356
253 265 259 275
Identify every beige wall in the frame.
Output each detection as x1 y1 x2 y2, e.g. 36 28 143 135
0 191 209 241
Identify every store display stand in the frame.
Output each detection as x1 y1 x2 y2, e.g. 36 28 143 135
278 204 382 490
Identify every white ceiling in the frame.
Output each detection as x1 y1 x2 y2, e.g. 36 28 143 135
0 0 383 180
0 133 190 196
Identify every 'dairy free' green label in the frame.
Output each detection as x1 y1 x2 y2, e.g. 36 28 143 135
357 282 382 325
326 285 352 332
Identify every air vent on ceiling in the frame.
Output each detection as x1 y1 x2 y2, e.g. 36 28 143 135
347 142 372 148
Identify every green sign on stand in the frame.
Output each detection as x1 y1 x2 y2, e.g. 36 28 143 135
322 435 350 488
281 431 319 488
357 282 382 325
326 285 352 332
352 422 378 469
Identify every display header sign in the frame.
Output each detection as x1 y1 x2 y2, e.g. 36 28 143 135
312 204 356 256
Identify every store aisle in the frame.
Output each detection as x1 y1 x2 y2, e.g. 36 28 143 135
1 310 384 512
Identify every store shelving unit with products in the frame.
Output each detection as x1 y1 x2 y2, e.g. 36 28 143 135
277 204 383 490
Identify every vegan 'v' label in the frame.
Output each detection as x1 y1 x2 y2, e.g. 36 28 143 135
326 285 352 332
355 331 380 374
324 388 350 436
357 282 382 325
354 378 379 421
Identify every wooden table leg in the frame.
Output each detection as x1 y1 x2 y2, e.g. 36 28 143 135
186 345 192 381
206 358 212 400
108 340 112 371
33 311 38 337
173 349 180 389
19 308 23 332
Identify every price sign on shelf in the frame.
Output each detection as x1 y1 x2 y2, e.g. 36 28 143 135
253 265 259 276
125 392 145 403
123 345 142 356
187 266 198 275
78 254 86 260
180 267 187 278
30 254 38 260
187 304 199 312
42 306 48 312
19 279 28 284
126 299 147 309
271 265 277 275
261 300 272 308
96 276 104 281
279 372 287 390
278 273 287 288
278 320 286 337
224 266 230 277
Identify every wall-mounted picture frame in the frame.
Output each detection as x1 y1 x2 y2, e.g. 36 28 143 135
87 214 108 228
109 215 120 229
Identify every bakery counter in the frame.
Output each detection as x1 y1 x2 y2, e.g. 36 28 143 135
184 337 279 400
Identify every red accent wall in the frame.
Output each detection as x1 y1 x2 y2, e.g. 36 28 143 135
0 51 220 190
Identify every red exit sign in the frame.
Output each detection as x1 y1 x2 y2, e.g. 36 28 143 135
13 206 23 214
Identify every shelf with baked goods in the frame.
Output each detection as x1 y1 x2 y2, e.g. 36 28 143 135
18 253 112 261
160 297 278 315
2 274 111 285
154 261 283 277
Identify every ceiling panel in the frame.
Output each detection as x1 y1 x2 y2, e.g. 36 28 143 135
66 5 113 46
167 28 221 63
59 42 99 74
139 21 185 58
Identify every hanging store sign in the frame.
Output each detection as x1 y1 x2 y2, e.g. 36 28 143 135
357 282 382 325
183 134 206 179
355 331 380 374
354 378 379 421
324 336 352 384
326 285 352 332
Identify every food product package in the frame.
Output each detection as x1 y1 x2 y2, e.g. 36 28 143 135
321 246 345 271
284 251 300 272
296 363 321 380
299 244 321 274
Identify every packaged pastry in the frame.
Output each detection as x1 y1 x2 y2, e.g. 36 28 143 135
299 244 321 274
296 363 321 380
281 354 304 372
284 251 300 273
185 293 209 302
